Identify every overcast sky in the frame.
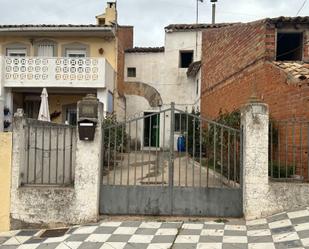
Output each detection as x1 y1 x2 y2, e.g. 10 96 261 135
0 0 308 47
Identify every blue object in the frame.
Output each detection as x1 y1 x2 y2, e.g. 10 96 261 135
177 135 186 152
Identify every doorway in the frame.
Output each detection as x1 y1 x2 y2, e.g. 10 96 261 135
143 112 160 148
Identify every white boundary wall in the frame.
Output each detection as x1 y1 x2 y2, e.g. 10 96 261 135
10 104 103 228
242 101 309 220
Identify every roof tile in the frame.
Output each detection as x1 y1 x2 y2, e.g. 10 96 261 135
274 61 309 81
125 47 164 53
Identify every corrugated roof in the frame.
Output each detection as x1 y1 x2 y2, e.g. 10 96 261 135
125 47 164 53
164 23 238 32
273 61 309 81
187 61 201 78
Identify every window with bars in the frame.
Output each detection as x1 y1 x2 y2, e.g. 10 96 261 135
175 113 187 132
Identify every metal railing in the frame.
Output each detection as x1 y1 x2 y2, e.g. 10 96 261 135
102 104 242 189
269 120 309 182
22 119 76 186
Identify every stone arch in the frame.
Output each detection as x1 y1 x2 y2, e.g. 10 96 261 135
123 81 163 107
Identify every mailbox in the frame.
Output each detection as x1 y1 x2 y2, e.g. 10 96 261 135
77 94 99 141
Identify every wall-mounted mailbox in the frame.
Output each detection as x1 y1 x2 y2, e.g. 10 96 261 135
77 94 99 141
78 119 97 141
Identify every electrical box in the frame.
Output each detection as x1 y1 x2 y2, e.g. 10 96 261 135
77 94 99 141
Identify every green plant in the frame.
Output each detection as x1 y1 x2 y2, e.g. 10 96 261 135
102 114 127 167
269 161 294 178
201 109 241 182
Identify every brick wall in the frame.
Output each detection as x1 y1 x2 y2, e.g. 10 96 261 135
202 60 309 120
114 25 133 120
201 20 309 180
201 20 309 120
201 20 276 91
117 26 134 96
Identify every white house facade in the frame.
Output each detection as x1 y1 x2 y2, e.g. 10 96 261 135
123 24 204 149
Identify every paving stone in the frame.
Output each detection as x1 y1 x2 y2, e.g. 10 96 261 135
1 209 308 249
271 225 295 234
160 222 182 229
247 235 273 243
106 235 132 242
151 235 176 243
120 222 142 227
222 243 248 249
297 229 309 239
267 213 289 223
274 239 303 249
291 216 309 225
135 228 158 235
172 243 196 249
224 230 247 236
179 229 202 235
198 235 223 243
65 234 90 242
77 242 104 249
123 243 148 249
36 243 59 249
92 227 117 234
16 230 40 237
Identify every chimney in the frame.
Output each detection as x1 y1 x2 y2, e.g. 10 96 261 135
96 1 117 26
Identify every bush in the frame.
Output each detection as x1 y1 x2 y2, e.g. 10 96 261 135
269 162 294 178
102 114 127 167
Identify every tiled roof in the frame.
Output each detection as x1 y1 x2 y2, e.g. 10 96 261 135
273 61 309 81
0 24 109 28
266 16 309 24
125 47 164 53
164 23 238 32
187 61 201 77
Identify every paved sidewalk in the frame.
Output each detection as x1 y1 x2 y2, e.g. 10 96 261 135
2 208 309 249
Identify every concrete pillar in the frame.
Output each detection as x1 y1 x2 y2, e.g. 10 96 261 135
97 88 107 117
11 109 26 190
241 99 269 220
74 97 103 223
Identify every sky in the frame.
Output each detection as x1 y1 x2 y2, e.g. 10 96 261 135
0 0 308 47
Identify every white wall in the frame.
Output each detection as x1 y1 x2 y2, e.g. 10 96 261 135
125 31 202 114
10 104 103 228
125 31 202 148
124 31 202 149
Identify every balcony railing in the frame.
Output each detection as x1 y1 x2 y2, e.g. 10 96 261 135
2 56 112 88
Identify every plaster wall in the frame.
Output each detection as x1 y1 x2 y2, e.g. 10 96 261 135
0 132 12 231
124 31 202 149
125 31 202 113
10 104 103 228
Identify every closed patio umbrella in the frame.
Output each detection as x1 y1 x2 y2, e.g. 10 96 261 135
38 88 50 122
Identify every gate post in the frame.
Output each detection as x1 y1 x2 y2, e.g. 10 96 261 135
241 97 269 220
74 95 103 223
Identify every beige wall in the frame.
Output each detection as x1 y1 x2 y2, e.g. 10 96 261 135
0 132 12 232
0 36 116 70
49 94 85 123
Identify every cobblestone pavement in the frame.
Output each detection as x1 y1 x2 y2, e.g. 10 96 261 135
2 208 309 249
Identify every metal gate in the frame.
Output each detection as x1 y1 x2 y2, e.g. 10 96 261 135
100 103 243 217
